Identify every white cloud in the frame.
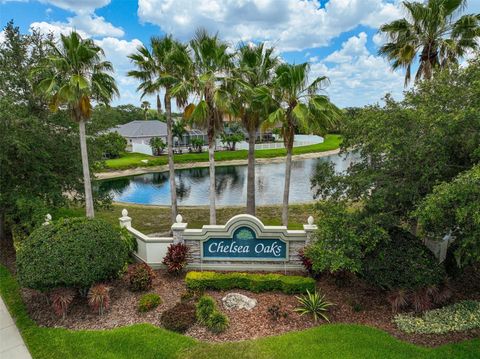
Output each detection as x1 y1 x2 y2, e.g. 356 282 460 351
94 37 147 105
138 0 402 51
30 13 123 38
39 0 111 14
324 32 369 63
312 32 407 107
372 33 385 47
30 0 123 38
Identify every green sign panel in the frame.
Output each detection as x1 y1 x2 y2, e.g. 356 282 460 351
202 227 287 260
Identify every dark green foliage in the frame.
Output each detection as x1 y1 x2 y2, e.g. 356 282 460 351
89 104 144 134
305 201 388 274
185 271 315 294
16 218 130 291
95 132 127 159
124 263 156 292
362 228 445 290
206 311 229 333
313 60 480 230
196 295 216 323
190 137 204 152
415 165 480 267
160 302 196 333
149 137 166 155
138 293 162 312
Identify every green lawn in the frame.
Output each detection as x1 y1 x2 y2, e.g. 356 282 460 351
54 203 315 234
103 134 342 171
1 266 479 359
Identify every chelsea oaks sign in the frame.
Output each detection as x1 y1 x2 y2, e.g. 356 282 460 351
202 227 287 260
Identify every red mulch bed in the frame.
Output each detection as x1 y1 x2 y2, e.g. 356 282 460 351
20 269 480 347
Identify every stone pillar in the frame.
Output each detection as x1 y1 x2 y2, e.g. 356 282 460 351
303 216 318 244
171 214 187 244
119 209 132 228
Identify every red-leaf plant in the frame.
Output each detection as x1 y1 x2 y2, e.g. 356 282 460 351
162 243 189 274
88 284 111 315
50 288 76 319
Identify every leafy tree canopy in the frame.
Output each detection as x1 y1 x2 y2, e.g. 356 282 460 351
313 57 480 228
415 165 480 267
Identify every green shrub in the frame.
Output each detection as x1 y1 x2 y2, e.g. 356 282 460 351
394 300 480 334
196 295 216 323
362 227 445 290
17 218 130 291
185 271 315 294
124 263 156 292
206 311 229 333
160 302 196 333
138 293 162 312
294 290 333 322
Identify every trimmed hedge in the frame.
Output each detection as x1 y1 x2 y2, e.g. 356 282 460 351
17 218 131 291
362 227 446 290
185 271 315 294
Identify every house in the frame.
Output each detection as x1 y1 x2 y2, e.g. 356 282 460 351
109 120 208 155
109 120 168 155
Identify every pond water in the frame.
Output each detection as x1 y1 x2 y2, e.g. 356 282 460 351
98 152 356 206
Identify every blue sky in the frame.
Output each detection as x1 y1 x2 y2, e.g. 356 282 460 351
1 0 479 108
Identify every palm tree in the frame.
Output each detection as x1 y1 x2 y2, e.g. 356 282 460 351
379 0 480 85
141 100 150 120
172 29 233 224
172 119 187 147
128 35 191 224
259 63 340 226
31 32 118 218
231 43 278 215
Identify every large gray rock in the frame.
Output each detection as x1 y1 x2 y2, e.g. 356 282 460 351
222 293 257 310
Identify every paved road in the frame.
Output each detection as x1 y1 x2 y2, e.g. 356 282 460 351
0 296 32 359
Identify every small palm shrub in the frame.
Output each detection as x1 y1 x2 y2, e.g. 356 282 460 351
160 302 196 333
196 295 216 323
50 288 75 319
267 304 289 321
88 284 111 315
206 311 229 333
387 281 453 313
387 289 409 313
124 263 155 292
162 243 189 274
138 293 162 312
294 289 333 322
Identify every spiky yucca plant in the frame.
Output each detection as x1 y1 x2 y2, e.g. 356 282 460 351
294 289 333 322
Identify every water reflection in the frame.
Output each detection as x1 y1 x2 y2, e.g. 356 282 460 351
99 152 356 206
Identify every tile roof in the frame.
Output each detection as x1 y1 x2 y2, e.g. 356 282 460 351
110 120 168 138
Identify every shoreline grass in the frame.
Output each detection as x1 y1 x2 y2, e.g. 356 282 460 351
53 203 316 234
103 134 342 171
1 265 479 359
